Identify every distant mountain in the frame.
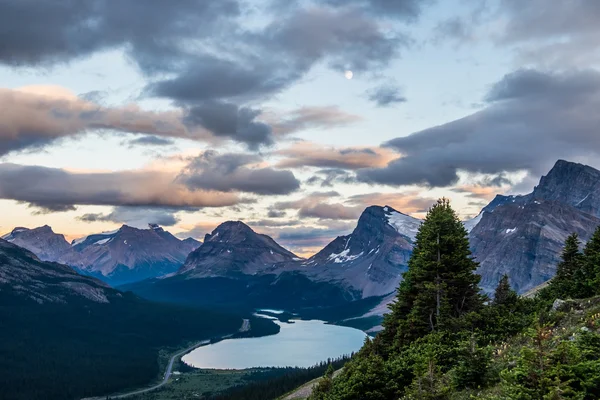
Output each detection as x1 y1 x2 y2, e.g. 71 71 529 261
179 221 299 277
299 206 418 298
2 225 75 262
471 160 600 294
65 224 201 284
3 224 201 285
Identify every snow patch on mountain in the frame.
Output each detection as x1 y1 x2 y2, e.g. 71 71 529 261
327 249 364 263
383 207 422 241
464 212 484 233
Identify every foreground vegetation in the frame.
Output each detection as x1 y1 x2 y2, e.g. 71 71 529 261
309 199 600 400
0 292 279 400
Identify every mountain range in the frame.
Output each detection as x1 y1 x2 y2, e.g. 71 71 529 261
5 159 600 324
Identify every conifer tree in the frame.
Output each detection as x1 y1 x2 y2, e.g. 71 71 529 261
493 274 518 307
549 233 583 299
379 198 483 352
580 226 600 298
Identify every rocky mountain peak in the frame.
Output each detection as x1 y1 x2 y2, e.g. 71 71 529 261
1 225 72 262
204 221 254 244
531 160 600 217
179 222 298 277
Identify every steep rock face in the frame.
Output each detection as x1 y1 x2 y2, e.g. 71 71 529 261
472 160 600 294
0 239 118 304
64 224 200 284
531 160 600 217
300 206 417 298
2 225 74 262
179 221 299 277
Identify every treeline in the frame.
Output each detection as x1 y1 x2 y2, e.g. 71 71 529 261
309 198 600 400
0 292 279 400
209 356 351 400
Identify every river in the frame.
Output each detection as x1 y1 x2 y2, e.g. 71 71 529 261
181 313 368 369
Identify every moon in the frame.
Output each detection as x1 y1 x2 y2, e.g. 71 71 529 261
344 70 353 80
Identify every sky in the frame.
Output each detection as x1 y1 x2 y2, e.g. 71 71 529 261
1 0 600 256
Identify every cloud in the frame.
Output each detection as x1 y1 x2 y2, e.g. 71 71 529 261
179 151 301 195
358 69 600 187
183 102 273 150
175 222 221 240
0 0 240 67
437 0 600 66
0 163 245 213
306 169 357 187
277 142 397 170
0 2 422 152
144 5 410 107
322 0 429 21
0 86 203 156
267 209 287 218
347 192 436 214
269 106 361 135
366 83 407 107
128 136 176 147
247 219 302 228
274 192 362 220
257 221 355 256
497 0 600 66
78 206 182 227
0 86 358 154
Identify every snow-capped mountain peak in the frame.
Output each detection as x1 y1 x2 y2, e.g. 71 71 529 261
383 206 422 242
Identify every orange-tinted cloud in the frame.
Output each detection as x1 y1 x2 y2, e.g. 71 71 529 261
276 142 398 170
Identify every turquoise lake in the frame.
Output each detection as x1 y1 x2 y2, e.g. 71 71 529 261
182 316 368 369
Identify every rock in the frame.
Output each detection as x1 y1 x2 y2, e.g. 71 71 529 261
553 299 567 311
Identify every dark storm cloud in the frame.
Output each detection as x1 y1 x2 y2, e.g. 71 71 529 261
145 5 409 105
184 102 273 150
0 0 239 66
366 83 407 107
78 206 181 227
0 163 244 212
179 151 301 195
358 69 600 187
147 56 293 104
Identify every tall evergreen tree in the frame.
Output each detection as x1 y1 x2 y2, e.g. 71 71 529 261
379 198 483 352
543 233 583 299
493 274 518 307
579 227 600 298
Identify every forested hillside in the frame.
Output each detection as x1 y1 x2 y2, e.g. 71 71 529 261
0 240 279 400
309 199 600 400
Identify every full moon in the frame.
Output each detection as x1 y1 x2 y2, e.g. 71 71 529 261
344 70 353 80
